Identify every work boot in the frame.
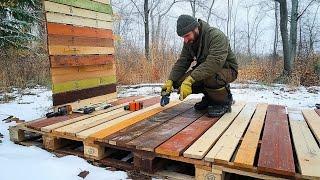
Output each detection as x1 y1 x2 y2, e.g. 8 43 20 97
207 93 233 118
194 96 210 110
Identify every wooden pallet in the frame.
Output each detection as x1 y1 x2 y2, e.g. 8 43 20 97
9 96 320 180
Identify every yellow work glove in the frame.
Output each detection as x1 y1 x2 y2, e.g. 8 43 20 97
179 76 195 100
161 80 173 94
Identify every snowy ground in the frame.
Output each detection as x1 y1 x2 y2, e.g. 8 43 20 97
0 82 319 180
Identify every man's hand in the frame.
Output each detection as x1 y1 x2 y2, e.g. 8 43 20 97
161 80 173 94
179 76 195 100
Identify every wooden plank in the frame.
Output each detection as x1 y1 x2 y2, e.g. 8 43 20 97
52 96 160 136
288 109 320 178
233 103 268 169
316 109 320 116
48 34 114 47
79 98 180 140
302 109 320 144
46 12 113 30
105 101 195 147
50 54 114 68
258 105 295 176
126 108 205 152
204 103 257 163
52 84 116 106
48 0 112 14
48 45 114 55
52 75 116 94
47 23 113 39
51 65 115 84
42 96 145 132
44 1 112 21
92 0 110 4
155 115 218 157
51 64 114 76
183 102 245 159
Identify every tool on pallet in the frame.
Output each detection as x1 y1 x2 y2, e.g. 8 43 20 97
73 103 113 114
160 89 178 107
124 101 143 111
46 105 72 118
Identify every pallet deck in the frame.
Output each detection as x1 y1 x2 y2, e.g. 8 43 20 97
9 96 320 180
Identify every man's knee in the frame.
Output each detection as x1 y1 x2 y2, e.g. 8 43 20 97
203 68 237 89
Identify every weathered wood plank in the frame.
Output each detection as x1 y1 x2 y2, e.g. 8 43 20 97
52 75 116 94
183 102 245 159
233 103 268 169
47 23 113 38
46 12 113 30
51 64 114 76
48 0 112 14
302 109 320 144
105 101 195 147
48 34 114 47
204 103 257 163
288 108 320 178
48 45 114 55
50 55 114 68
258 105 295 176
127 108 205 152
52 84 116 106
44 1 112 21
316 109 320 116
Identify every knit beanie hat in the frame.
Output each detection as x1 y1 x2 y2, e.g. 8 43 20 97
176 14 200 36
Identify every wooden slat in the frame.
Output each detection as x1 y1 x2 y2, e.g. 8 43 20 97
46 12 113 30
302 109 320 144
183 102 245 159
51 65 115 84
48 0 112 14
44 1 112 21
258 105 295 176
105 101 195 147
316 109 320 116
233 103 268 168
42 96 143 132
204 103 257 163
48 45 114 55
155 115 218 156
50 55 114 68
51 64 114 76
127 108 205 152
48 35 114 47
80 98 180 140
52 75 116 94
52 84 116 106
52 96 160 136
47 23 113 39
92 0 110 4
288 109 320 178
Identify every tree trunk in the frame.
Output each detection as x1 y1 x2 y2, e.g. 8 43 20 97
144 0 150 60
190 0 196 17
273 1 279 60
289 0 298 66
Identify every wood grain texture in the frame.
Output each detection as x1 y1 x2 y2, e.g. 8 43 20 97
52 84 116 106
47 23 113 38
50 54 114 68
48 0 112 14
48 34 114 47
52 75 116 94
48 45 114 55
127 108 205 152
92 0 110 4
204 103 257 163
302 109 320 144
26 114 82 130
288 108 320 178
316 109 320 116
155 115 218 157
51 64 114 76
233 103 268 168
257 105 295 176
105 101 195 147
183 102 245 159
44 1 112 21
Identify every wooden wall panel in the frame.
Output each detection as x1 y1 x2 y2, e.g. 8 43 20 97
48 45 114 55
48 35 114 47
50 55 114 68
47 0 112 14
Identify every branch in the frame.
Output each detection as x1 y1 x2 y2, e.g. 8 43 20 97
297 0 316 20
130 0 145 20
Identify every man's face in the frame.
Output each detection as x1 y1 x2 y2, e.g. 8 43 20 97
182 28 199 44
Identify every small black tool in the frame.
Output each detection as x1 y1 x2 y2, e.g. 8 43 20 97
160 91 170 107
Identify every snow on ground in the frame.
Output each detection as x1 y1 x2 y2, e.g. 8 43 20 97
0 82 319 180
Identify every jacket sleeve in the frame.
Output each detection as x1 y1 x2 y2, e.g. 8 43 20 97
168 44 192 82
191 31 229 81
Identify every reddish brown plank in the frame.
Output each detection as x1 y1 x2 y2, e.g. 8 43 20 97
316 109 320 116
155 115 218 157
126 108 205 152
26 114 82 131
48 34 114 47
52 84 116 106
109 96 144 106
101 101 195 147
50 55 114 68
47 23 113 39
258 105 295 176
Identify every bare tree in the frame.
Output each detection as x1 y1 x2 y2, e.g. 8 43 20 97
273 1 279 59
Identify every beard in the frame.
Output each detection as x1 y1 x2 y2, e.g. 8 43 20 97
188 30 199 44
